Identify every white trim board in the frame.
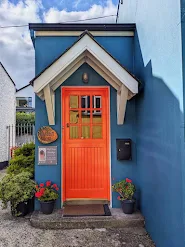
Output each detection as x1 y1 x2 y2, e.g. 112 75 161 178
35 31 134 37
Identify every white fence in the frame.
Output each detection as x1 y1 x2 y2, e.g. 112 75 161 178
7 123 35 160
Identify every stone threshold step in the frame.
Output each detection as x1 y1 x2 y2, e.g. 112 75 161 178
30 208 145 230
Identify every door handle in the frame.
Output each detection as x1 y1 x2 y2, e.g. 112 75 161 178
66 123 70 128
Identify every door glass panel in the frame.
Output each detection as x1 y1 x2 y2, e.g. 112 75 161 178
93 96 101 108
70 126 79 139
82 110 90 123
92 125 102 139
81 96 90 108
92 111 102 123
82 126 90 139
70 95 78 108
70 111 79 123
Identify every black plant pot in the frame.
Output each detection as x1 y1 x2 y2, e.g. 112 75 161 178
40 200 55 214
120 200 135 214
27 197 34 214
11 201 28 217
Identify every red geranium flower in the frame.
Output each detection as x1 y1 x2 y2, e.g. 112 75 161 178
40 188 45 194
39 183 44 187
117 196 121 200
35 192 42 198
46 181 51 187
126 178 132 183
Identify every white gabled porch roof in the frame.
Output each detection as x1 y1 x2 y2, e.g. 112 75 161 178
31 31 139 125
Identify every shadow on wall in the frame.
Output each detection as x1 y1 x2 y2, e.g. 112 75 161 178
134 32 185 247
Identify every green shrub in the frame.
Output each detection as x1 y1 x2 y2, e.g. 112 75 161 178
14 142 35 157
7 163 34 177
0 172 35 215
16 112 35 125
7 143 35 177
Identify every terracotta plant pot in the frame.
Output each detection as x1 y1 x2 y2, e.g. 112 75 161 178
40 200 55 214
120 200 135 214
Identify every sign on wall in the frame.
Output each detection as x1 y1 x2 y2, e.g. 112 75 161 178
38 146 57 165
37 126 58 144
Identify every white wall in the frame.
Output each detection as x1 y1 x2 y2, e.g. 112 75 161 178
0 64 16 162
16 84 35 108
118 0 183 110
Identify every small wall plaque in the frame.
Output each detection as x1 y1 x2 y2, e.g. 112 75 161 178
37 126 58 144
38 146 57 165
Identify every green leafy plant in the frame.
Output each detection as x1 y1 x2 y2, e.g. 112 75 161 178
7 143 35 177
14 142 35 157
0 172 35 216
112 178 136 201
35 181 59 202
16 112 35 124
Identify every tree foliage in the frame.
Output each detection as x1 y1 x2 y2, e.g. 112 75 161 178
16 112 35 125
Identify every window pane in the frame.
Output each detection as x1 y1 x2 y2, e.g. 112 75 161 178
70 96 78 108
92 111 102 123
92 126 102 138
81 96 90 108
93 96 101 108
70 126 79 139
70 111 79 123
82 110 90 123
82 126 90 139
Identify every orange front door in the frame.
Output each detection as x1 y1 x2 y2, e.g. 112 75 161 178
62 87 110 202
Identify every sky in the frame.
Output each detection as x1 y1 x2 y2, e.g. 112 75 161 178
0 0 118 89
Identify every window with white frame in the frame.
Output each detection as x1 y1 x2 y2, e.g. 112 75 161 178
16 97 32 107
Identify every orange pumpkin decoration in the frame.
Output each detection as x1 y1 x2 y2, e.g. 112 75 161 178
37 126 58 144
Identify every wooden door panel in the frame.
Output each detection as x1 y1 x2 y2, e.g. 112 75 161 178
62 87 110 201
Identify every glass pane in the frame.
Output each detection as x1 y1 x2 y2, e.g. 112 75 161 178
93 96 101 108
92 126 102 139
81 96 90 108
82 110 90 123
82 126 90 139
70 111 79 123
70 126 79 139
70 95 78 108
92 111 102 123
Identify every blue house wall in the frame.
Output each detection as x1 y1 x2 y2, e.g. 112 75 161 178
34 35 136 209
119 1 185 247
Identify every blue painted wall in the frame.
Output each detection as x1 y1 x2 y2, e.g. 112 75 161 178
34 35 136 209
119 1 185 247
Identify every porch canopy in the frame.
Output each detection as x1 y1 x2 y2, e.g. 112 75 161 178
30 31 139 125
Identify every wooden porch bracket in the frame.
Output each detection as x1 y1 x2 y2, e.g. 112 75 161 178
44 85 55 125
117 84 128 125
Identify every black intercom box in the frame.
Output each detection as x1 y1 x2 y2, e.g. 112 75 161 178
116 139 132 160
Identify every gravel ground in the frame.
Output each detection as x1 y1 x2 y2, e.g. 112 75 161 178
0 170 155 247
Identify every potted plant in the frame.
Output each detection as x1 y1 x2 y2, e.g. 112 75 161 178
35 181 59 214
0 172 35 216
112 178 136 214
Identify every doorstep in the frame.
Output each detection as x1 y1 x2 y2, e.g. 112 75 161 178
30 208 145 230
